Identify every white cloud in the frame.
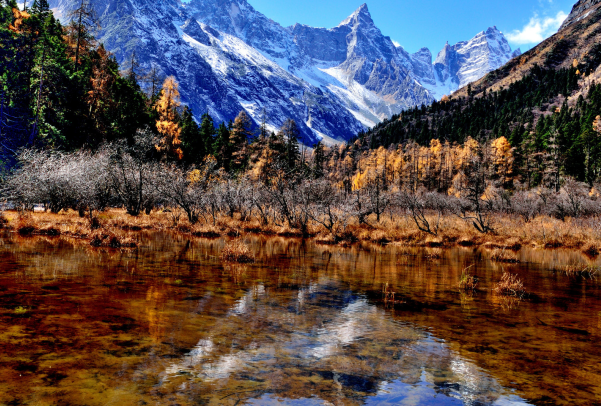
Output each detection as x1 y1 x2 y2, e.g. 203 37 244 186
506 11 568 45
391 40 402 48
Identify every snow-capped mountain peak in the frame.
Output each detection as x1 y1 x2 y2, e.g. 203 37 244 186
422 26 521 98
338 4 373 28
47 0 520 144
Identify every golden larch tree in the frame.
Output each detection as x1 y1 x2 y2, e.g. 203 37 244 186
155 76 183 160
491 136 514 186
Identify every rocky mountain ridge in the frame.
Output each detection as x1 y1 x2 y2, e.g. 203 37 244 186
48 0 521 145
560 0 601 29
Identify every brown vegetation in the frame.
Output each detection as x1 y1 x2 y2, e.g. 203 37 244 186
220 239 255 263
493 272 527 298
4 208 601 253
458 266 479 291
488 248 521 263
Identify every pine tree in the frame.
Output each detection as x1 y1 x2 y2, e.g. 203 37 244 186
312 141 325 179
280 118 300 171
230 110 252 172
67 0 97 72
198 111 215 156
180 106 205 166
214 121 231 171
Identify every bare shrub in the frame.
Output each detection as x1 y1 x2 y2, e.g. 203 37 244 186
451 164 495 233
398 189 451 236
107 131 158 216
9 150 78 213
306 180 353 241
263 169 311 235
511 190 543 222
8 149 112 219
552 178 590 220
153 157 220 224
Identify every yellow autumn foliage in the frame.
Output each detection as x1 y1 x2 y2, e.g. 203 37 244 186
9 8 30 32
155 77 183 160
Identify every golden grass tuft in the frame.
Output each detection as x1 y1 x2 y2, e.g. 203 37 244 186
457 237 477 247
458 265 479 291
493 272 526 298
489 248 520 263
220 239 255 263
315 233 337 245
89 231 137 248
424 236 444 247
369 230 390 244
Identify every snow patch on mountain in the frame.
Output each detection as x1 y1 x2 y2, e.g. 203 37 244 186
48 0 520 144
420 26 521 99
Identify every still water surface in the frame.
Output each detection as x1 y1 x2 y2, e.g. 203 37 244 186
0 233 600 405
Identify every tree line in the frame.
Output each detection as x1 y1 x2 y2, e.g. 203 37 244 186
7 132 601 241
2 0 601 241
357 55 601 187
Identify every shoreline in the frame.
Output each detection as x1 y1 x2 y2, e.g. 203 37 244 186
2 209 600 257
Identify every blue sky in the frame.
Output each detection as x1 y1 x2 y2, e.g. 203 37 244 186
246 0 575 54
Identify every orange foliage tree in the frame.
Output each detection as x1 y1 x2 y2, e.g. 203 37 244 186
86 45 115 136
155 76 183 160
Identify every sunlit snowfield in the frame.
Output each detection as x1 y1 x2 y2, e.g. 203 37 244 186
1 233 600 405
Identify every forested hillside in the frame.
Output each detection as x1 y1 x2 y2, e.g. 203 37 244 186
353 6 601 187
0 0 309 172
0 0 153 152
3 0 601 251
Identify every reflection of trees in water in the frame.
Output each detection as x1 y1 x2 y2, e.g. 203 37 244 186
1 233 599 404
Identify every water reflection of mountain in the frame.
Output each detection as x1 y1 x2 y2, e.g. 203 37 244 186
161 280 528 405
1 232 600 405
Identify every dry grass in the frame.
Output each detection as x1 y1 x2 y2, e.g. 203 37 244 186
3 209 601 254
493 272 527 298
458 265 479 291
220 239 255 263
7 211 137 248
555 264 599 279
90 230 137 248
488 248 521 263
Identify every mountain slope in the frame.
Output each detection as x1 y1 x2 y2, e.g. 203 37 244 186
354 0 601 183
48 0 520 144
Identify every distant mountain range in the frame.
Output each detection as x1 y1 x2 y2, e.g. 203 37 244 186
49 0 521 145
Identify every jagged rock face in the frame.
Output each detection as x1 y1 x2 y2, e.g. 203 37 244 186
291 25 348 63
560 0 601 29
48 0 519 144
410 48 436 87
423 27 521 98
